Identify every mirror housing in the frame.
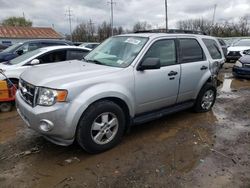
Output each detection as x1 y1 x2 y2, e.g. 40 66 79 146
16 49 24 55
137 58 161 71
29 59 40 65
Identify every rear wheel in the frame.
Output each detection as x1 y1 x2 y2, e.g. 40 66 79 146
194 83 216 112
76 100 126 154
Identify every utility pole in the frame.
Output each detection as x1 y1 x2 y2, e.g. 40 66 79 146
165 0 168 32
212 4 217 25
65 8 73 41
108 0 116 36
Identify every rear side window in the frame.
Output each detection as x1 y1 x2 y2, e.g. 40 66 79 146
179 38 204 63
202 39 222 59
67 50 89 60
143 39 176 67
38 50 67 64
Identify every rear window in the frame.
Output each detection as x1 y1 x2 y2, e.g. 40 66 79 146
202 39 222 59
179 38 204 63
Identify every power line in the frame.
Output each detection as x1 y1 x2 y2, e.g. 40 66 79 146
108 0 116 36
65 8 73 41
165 0 168 31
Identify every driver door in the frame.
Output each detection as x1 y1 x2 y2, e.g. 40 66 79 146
134 39 180 114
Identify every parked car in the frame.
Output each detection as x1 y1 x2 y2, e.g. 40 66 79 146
80 42 100 49
232 54 250 78
0 46 91 84
227 39 250 62
0 39 73 63
0 44 8 52
217 38 228 57
16 33 224 153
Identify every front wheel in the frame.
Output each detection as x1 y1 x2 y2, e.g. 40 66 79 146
194 83 217 112
76 100 126 154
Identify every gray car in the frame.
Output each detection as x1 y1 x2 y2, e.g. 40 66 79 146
16 33 225 153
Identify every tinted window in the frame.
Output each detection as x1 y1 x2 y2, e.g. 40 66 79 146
67 50 89 60
202 39 222 59
143 39 176 67
40 42 67 47
179 39 204 63
38 50 67 64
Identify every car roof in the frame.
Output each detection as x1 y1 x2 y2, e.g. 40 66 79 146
22 39 72 44
118 33 215 40
39 45 91 51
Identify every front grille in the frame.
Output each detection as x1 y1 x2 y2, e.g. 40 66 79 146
228 51 241 57
19 79 37 106
244 63 250 68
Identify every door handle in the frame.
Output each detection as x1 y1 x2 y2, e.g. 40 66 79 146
168 71 178 76
200 66 208 70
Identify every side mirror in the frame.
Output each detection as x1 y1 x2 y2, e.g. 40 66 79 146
16 49 24 55
137 58 161 71
29 59 40 65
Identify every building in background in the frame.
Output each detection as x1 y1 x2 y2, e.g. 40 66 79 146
0 26 64 46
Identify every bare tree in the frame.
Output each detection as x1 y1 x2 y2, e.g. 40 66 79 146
133 21 152 32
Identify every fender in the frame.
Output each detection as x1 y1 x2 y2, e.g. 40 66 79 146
194 70 213 98
64 82 135 134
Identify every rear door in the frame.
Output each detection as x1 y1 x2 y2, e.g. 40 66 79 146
134 38 181 114
202 38 224 71
177 38 210 103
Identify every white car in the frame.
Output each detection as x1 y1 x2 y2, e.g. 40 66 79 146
0 46 91 83
227 39 250 62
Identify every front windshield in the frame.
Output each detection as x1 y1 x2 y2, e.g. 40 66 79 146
234 40 250 47
9 48 45 65
84 36 148 68
2 42 23 53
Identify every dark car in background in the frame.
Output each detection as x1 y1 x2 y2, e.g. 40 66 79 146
0 39 73 63
0 44 8 52
232 54 250 78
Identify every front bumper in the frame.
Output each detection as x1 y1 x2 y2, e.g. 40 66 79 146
232 66 250 79
226 55 242 61
16 90 75 146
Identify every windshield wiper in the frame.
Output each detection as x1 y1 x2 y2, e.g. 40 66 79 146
84 58 105 65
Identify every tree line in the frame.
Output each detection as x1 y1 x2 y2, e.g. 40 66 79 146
176 16 250 37
1 16 250 42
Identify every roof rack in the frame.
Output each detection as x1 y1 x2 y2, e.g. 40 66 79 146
134 29 207 35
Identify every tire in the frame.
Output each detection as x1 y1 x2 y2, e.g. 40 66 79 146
0 102 12 112
193 83 216 113
76 100 126 154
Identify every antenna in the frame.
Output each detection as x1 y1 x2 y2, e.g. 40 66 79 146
65 8 73 41
108 0 116 36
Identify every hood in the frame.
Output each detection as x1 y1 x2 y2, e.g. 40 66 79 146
0 63 21 70
20 60 123 88
239 55 250 64
228 46 250 52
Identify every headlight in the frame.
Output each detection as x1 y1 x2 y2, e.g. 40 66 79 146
243 49 250 55
235 60 242 67
37 87 68 106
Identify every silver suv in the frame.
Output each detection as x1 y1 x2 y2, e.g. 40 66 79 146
16 33 225 153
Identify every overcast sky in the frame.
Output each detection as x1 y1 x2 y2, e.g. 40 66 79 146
0 0 249 34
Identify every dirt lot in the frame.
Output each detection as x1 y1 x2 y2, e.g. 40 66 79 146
0 63 250 188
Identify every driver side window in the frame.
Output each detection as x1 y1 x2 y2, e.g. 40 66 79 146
143 39 176 67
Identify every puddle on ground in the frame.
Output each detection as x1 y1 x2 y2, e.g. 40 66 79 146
218 73 250 99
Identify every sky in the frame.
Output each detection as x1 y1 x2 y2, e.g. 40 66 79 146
0 0 249 35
